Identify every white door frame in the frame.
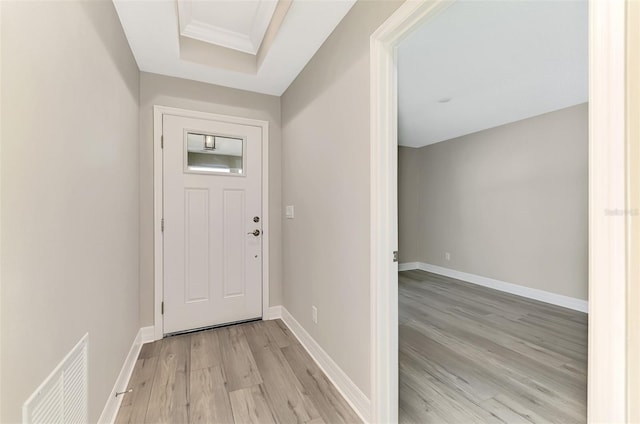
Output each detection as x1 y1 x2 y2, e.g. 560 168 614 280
153 105 270 340
370 0 630 423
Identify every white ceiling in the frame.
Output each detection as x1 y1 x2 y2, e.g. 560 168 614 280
113 0 355 96
398 0 588 148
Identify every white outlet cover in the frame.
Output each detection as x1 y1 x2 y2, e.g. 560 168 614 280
286 205 295 219
312 306 318 323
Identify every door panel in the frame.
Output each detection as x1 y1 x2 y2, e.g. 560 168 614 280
185 188 209 303
163 114 262 334
223 189 246 298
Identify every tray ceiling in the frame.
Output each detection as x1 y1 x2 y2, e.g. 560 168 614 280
113 0 356 95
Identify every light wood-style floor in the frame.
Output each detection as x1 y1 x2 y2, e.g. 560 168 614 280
115 319 361 424
399 270 587 424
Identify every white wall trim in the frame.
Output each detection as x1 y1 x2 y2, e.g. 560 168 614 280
177 0 277 55
0 3 4 419
400 262 588 313
153 105 270 341
140 326 155 344
369 1 453 422
98 326 153 424
626 1 640 420
263 305 282 320
279 307 371 423
588 0 628 421
397 262 419 272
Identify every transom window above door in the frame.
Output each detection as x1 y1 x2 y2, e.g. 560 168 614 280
185 131 244 175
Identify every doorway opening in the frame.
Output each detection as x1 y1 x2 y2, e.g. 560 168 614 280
396 1 588 421
370 1 630 422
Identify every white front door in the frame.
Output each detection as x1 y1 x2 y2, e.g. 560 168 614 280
163 114 263 334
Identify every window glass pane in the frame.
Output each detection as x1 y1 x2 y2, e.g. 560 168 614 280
186 132 243 174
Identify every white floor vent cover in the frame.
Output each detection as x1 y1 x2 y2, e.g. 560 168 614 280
23 333 88 424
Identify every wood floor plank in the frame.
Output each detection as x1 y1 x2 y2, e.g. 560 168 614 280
400 361 504 424
484 314 587 362
479 397 537 424
400 326 500 403
486 393 557 424
399 270 588 424
404 308 585 419
244 323 321 424
114 356 158 424
401 290 581 369
242 321 271 352
401 283 588 362
264 319 292 348
190 329 222 371
408 314 586 398
189 365 234 424
401 278 587 377
139 340 162 360
145 336 190 424
219 326 263 392
282 343 361 423
118 320 360 424
229 385 277 424
274 319 297 344
400 379 447 424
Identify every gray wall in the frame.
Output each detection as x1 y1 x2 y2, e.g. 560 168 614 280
139 72 283 326
281 0 403 396
398 147 422 264
1 1 140 422
399 103 588 300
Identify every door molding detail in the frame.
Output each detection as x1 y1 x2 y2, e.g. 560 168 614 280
369 2 453 422
153 105 270 340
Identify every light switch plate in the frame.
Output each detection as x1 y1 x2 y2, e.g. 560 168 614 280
286 205 294 219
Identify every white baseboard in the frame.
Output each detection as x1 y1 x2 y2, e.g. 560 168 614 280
280 307 371 423
98 326 154 424
263 305 283 320
398 262 419 272
400 262 588 313
140 325 155 344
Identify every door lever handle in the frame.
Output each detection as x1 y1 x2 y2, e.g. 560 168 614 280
247 229 261 237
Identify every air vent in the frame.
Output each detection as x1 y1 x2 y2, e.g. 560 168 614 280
23 334 88 424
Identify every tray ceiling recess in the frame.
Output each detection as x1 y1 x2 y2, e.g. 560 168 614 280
177 1 278 55
113 0 356 95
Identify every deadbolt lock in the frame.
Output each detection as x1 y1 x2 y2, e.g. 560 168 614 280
253 216 260 223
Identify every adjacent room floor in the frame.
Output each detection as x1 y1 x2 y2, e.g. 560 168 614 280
115 319 360 424
399 270 587 424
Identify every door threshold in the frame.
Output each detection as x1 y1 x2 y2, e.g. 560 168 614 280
163 317 262 338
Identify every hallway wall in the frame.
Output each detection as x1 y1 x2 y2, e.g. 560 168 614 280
0 1 140 422
281 0 403 397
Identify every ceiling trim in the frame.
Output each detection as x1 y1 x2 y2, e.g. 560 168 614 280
177 0 278 54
